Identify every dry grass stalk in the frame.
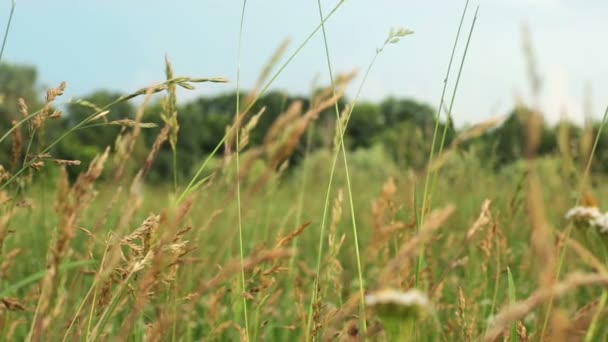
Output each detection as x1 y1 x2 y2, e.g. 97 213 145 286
249 39 290 98
1 297 26 311
484 272 608 341
0 166 10 184
161 56 179 154
526 170 557 288
52 159 81 166
456 286 473 340
245 76 352 196
321 189 347 320
275 221 311 249
368 177 404 263
238 106 266 152
580 117 594 174
17 97 28 118
160 248 293 333
521 24 543 102
207 320 247 342
379 204 455 285
31 148 110 339
547 309 570 342
33 81 66 130
321 293 360 341
114 88 154 180
337 319 360 342
225 39 290 157
142 126 170 178
269 85 347 168
9 120 21 170
0 205 15 251
557 115 575 177
559 232 607 273
5 319 25 340
264 102 303 147
0 248 20 279
453 116 505 147
523 109 543 159
429 116 505 172
116 214 193 340
466 199 492 241
566 298 608 339
517 321 529 341
431 256 469 299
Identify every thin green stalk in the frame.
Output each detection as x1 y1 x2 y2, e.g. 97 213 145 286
177 1 347 203
415 1 472 286
540 105 608 337
486 232 502 333
62 246 110 342
235 0 250 340
305 23 411 339
431 6 478 193
21 127 37 167
0 260 95 297
87 271 136 342
289 104 315 272
314 0 366 335
171 282 178 342
0 108 40 145
305 135 340 341
172 151 178 192
0 0 16 63
585 290 608 342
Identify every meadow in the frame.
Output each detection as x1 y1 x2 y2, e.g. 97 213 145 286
2 1 608 341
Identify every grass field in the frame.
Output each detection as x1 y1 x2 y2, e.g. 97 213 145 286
3 1 608 341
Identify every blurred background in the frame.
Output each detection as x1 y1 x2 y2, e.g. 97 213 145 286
1 0 607 180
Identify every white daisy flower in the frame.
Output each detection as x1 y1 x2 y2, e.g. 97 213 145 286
565 206 608 233
366 289 432 340
366 289 430 308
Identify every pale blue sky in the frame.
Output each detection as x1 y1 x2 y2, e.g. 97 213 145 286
2 0 607 126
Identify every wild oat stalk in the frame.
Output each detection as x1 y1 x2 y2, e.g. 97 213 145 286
161 57 180 192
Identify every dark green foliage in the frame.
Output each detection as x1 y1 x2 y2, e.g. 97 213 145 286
0 63 41 167
473 108 557 168
1 62 605 183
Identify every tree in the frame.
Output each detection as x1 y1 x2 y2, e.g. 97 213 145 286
54 91 135 175
474 107 557 168
0 63 43 167
346 102 383 149
0 63 41 127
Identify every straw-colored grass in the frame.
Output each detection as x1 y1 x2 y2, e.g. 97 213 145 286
2 2 608 342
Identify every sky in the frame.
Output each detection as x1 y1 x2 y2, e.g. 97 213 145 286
1 0 607 127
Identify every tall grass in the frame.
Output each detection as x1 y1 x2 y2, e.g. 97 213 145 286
235 0 250 339
3 1 608 341
416 1 474 286
306 0 368 338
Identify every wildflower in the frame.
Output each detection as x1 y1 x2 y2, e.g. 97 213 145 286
365 289 432 315
565 206 608 233
366 289 432 340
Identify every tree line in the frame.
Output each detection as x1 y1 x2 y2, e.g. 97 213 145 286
1 62 607 182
